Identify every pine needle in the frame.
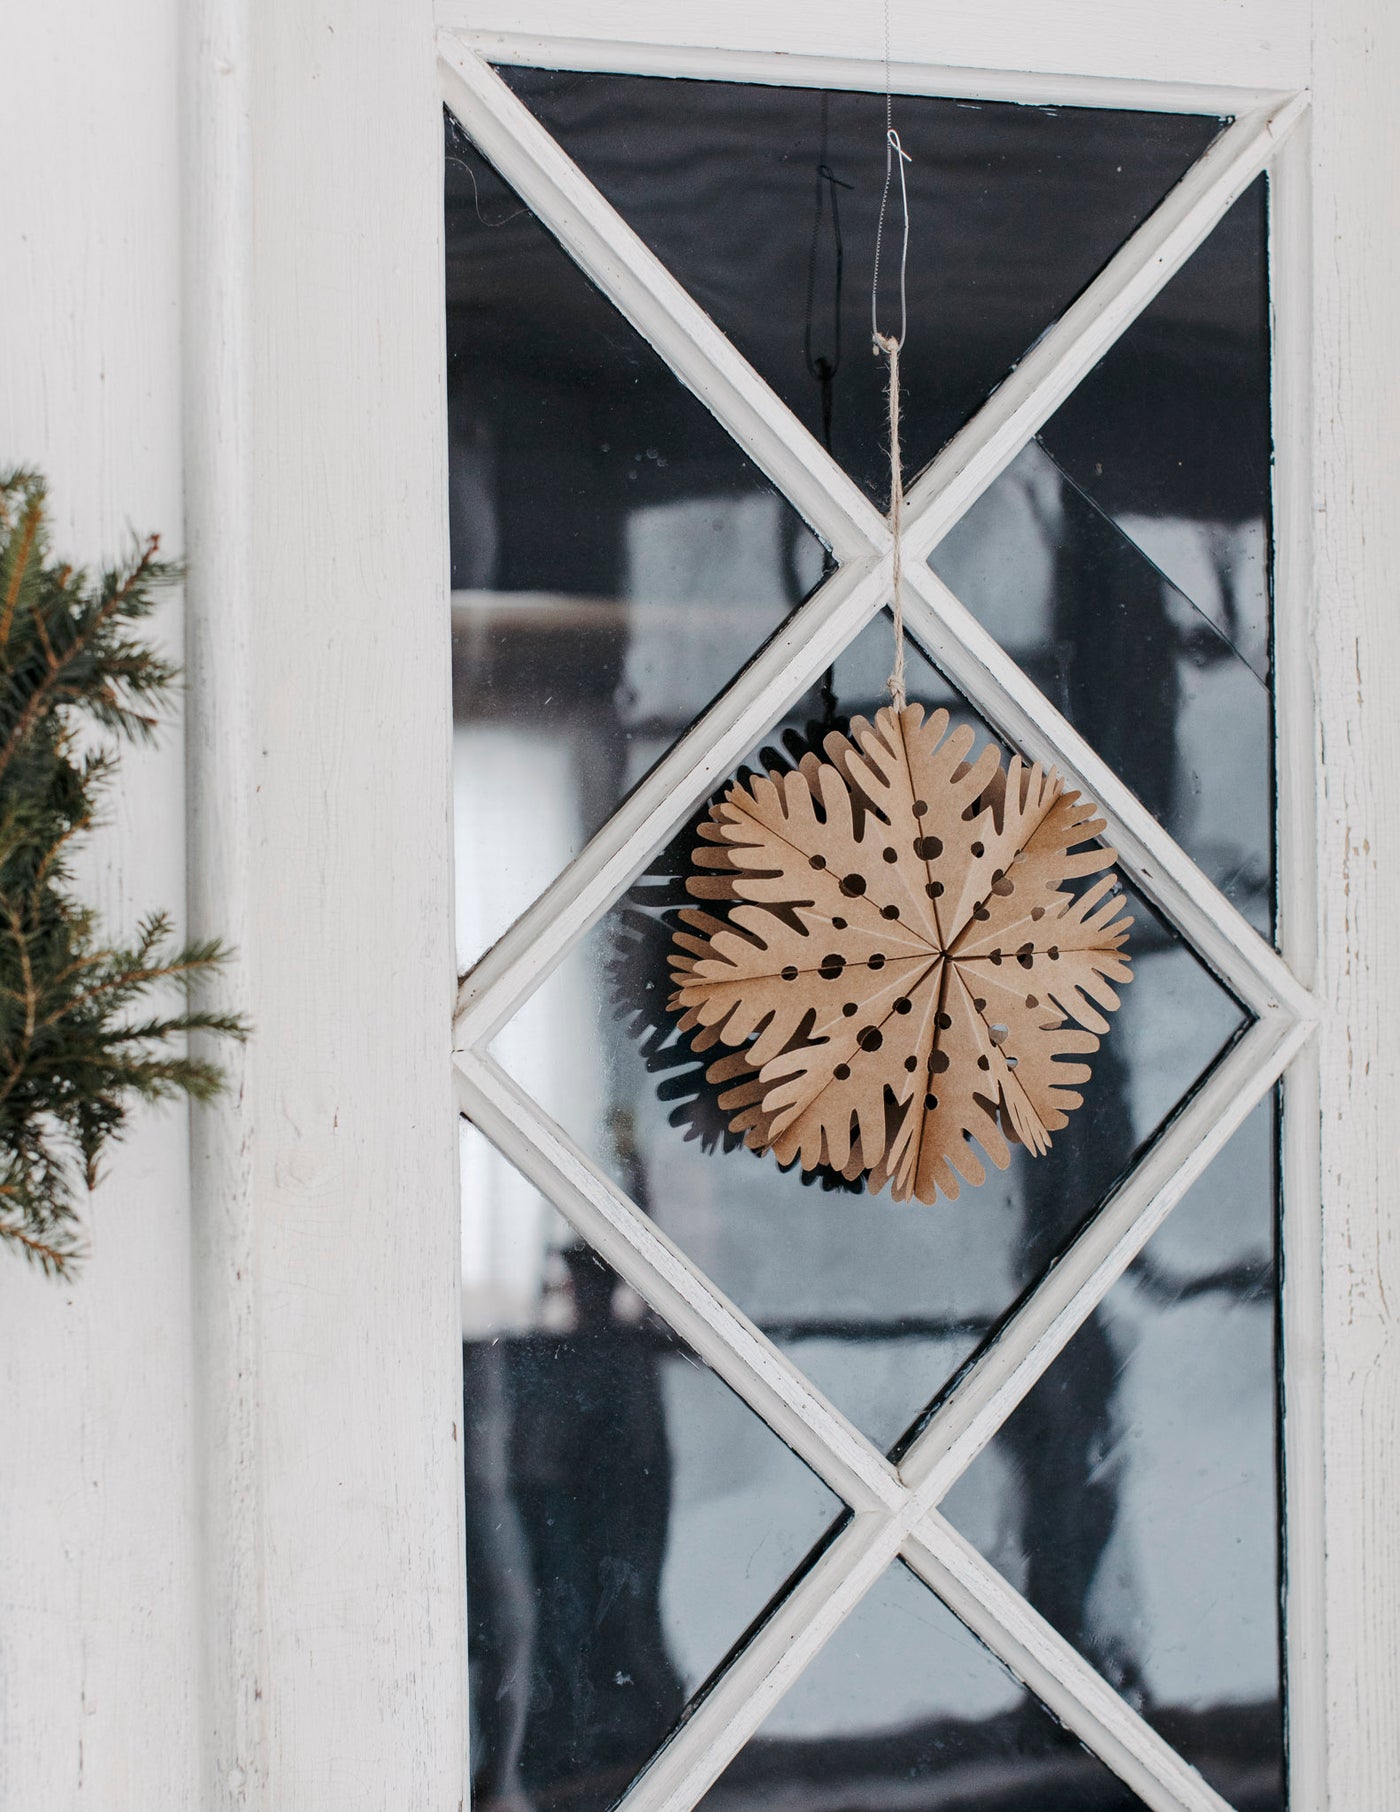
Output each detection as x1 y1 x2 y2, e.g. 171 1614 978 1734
0 470 246 1274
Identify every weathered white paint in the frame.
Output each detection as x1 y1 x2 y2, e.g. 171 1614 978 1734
0 3 199 1808
451 31 1283 118
1269 116 1328 1810
1312 2 1400 1805
183 0 264 1803
219 0 467 1802
458 1013 1301 1812
436 0 1311 95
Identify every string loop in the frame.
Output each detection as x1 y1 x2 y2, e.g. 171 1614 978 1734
870 127 912 352
872 103 911 713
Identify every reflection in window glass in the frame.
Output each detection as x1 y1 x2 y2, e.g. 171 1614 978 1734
934 181 1274 938
462 1125 842 1812
446 112 825 967
697 1562 1150 1809
943 1099 1282 1806
492 617 1249 1454
501 66 1221 502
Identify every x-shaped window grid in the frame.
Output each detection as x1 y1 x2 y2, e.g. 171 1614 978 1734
442 39 1316 1812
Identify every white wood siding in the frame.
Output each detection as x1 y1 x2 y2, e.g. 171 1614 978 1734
1313 0 1400 1801
0 3 199 1805
441 0 1310 97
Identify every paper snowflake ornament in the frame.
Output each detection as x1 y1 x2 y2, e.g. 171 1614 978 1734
668 704 1133 1203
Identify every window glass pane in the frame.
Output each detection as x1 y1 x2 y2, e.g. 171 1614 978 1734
1039 180 1271 683
447 113 826 967
492 614 1248 1454
461 1124 843 1812
500 68 1222 503
933 182 1274 938
942 1098 1282 1806
450 72 1283 1812
695 1560 1151 1809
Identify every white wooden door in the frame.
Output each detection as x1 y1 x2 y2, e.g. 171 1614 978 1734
175 2 1399 1808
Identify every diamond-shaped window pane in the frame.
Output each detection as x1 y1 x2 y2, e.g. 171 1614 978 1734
493 615 1248 1455
942 1097 1282 1806
499 66 1222 505
933 180 1274 941
446 111 827 969
462 1125 843 1812
695 1560 1152 1809
1039 179 1271 685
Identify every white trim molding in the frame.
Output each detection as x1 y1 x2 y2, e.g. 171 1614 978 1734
185 0 467 1805
1312 0 1400 1803
436 1 1310 97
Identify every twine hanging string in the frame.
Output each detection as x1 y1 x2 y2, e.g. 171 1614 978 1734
872 122 913 712
874 327 907 710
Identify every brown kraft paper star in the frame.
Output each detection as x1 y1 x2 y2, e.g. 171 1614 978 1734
668 703 1133 1204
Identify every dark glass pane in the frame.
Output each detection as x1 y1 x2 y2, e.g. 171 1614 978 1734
500 70 1221 505
494 615 1248 1453
933 435 1273 937
943 1099 1282 1808
1039 180 1271 683
697 1561 1149 1810
446 112 826 966
461 1123 843 1812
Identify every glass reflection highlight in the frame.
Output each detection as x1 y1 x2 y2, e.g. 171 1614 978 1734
462 1125 842 1812
935 183 1274 939
697 1562 1151 1810
944 1099 1282 1806
501 66 1221 504
447 113 825 967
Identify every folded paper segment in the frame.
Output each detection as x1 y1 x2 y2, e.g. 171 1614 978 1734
668 703 1133 1205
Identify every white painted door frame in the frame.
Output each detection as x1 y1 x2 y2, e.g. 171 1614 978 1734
179 1 1400 1807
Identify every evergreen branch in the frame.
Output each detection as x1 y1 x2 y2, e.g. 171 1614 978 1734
0 470 245 1273
37 945 240 1027
0 492 40 655
0 1211 81 1277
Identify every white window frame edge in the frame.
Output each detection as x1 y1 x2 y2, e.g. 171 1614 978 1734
441 34 1320 1812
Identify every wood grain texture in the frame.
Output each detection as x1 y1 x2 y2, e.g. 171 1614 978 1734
241 0 467 1801
1269 120 1328 1808
1313 3 1400 1806
183 0 264 1802
0 2 199 1807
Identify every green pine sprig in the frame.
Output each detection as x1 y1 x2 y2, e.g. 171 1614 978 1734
0 469 245 1275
